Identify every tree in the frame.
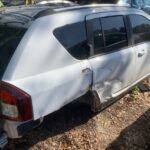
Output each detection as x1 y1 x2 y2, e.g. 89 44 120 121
24 0 33 4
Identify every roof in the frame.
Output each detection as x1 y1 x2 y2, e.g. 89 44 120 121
34 4 135 18
0 3 141 23
0 4 130 18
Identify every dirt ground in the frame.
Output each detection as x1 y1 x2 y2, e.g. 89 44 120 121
5 79 150 150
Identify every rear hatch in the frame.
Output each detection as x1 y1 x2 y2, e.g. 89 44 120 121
0 12 31 124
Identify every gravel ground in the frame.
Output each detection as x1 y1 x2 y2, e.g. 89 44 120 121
5 79 150 150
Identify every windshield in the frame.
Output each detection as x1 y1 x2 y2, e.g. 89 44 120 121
0 25 26 79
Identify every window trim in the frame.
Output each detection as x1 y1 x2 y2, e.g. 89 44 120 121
86 18 105 55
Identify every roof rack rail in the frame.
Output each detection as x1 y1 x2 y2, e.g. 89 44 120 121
54 3 130 11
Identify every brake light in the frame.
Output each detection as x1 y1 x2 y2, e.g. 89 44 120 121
0 81 33 121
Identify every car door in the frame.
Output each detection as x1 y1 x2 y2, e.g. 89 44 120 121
86 13 136 103
129 14 150 80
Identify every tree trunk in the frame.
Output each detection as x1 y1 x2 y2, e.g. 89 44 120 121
24 0 33 5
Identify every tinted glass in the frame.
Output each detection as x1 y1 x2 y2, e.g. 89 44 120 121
129 15 150 44
0 26 26 79
90 18 104 54
87 18 104 53
101 16 128 50
54 22 89 60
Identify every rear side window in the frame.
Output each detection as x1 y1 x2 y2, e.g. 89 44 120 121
86 18 104 54
129 15 150 44
54 22 89 60
0 26 26 79
101 16 128 51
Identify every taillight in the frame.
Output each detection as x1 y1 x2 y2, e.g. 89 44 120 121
0 81 33 121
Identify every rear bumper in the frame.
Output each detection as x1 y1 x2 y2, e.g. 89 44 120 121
3 120 22 139
17 120 41 136
0 130 8 149
3 119 41 139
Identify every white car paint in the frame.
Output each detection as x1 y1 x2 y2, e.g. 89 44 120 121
8 61 92 120
1 5 150 140
134 42 150 79
88 47 136 103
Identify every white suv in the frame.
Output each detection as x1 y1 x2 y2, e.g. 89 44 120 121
0 4 150 148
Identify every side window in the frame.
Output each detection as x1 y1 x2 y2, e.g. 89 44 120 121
86 18 104 54
101 16 128 51
129 15 150 44
53 22 89 60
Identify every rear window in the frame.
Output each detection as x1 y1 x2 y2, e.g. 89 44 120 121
53 22 89 60
0 25 26 79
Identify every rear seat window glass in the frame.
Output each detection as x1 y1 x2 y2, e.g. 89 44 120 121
0 26 26 79
101 16 128 51
54 22 89 60
86 18 104 54
129 15 150 44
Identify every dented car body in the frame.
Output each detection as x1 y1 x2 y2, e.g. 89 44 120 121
0 4 150 148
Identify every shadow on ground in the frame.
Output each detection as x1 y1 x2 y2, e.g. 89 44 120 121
5 94 150 150
107 109 150 150
6 96 96 150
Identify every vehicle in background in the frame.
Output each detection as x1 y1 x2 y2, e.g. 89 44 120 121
142 0 150 14
118 0 150 14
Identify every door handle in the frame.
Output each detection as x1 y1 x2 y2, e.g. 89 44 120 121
138 49 145 57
